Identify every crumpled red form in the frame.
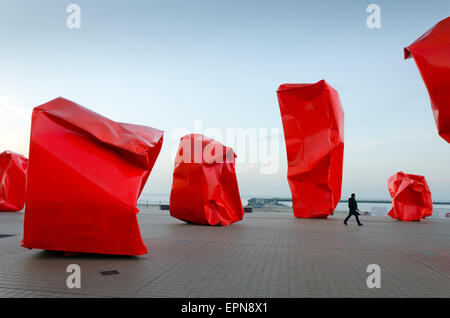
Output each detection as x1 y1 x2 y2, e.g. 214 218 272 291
0 151 28 212
22 97 163 255
405 17 450 143
277 80 344 218
170 134 244 226
388 172 433 221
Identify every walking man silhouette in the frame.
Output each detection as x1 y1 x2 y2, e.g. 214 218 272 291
344 193 363 226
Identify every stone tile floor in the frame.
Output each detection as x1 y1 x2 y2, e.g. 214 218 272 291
0 208 448 298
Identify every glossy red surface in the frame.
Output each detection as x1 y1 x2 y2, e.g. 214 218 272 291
405 17 450 143
0 151 28 212
170 134 244 226
277 80 344 218
388 172 433 222
22 97 163 255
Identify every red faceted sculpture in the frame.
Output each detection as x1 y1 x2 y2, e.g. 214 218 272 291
0 151 28 212
388 172 433 221
22 97 163 255
170 134 244 226
277 80 344 218
405 17 450 143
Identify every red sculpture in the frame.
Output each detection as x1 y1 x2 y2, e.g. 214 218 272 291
405 17 450 143
22 97 163 255
277 80 344 218
388 172 433 221
170 134 244 226
0 151 28 212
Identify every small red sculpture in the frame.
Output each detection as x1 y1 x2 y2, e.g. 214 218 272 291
170 134 244 226
0 151 28 212
388 172 433 221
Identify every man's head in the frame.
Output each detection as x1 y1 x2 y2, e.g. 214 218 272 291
351 193 355 198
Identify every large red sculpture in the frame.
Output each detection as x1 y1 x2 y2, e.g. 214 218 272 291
22 97 163 255
276 80 344 218
388 172 433 221
0 151 28 212
170 134 244 226
405 17 450 143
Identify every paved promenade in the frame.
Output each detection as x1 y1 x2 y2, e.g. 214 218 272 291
0 208 449 298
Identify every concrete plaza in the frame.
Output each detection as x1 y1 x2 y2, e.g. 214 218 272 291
0 207 449 298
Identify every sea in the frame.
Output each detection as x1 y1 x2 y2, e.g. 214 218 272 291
138 193 450 219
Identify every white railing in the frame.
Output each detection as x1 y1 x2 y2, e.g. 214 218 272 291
137 200 169 208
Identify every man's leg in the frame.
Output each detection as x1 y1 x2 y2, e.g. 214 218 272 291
344 213 351 225
354 213 363 225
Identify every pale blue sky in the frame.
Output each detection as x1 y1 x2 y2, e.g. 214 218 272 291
1 0 450 200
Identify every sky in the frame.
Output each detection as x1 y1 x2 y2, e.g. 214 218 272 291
1 0 450 200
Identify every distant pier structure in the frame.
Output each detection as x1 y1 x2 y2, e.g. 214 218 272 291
247 198 291 208
246 197 450 208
